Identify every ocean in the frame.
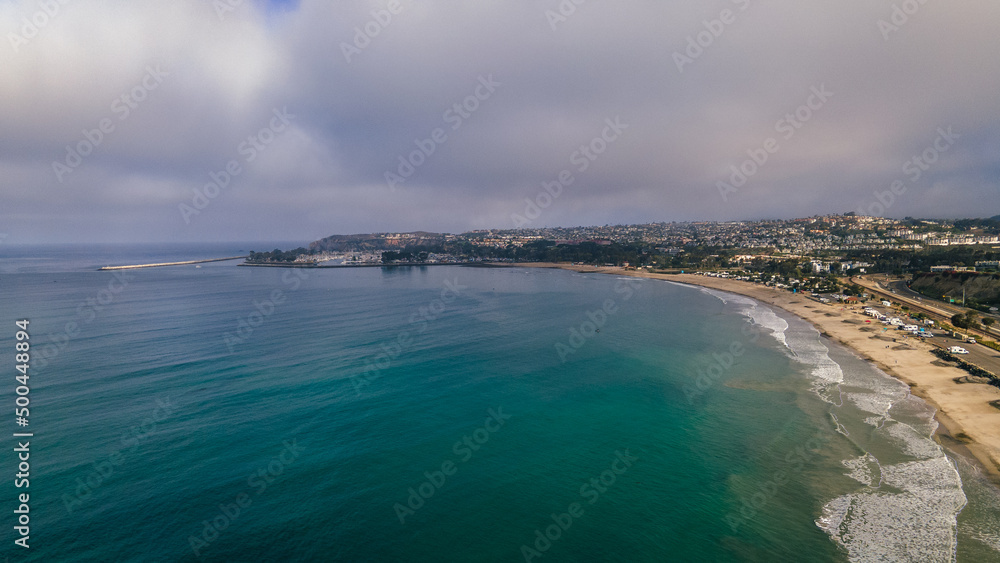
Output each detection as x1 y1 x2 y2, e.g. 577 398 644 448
1 244 998 562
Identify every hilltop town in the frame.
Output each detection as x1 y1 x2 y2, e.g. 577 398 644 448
248 214 1000 276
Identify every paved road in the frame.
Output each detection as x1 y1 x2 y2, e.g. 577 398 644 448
890 277 1000 325
925 333 1000 377
850 276 1000 376
852 276 1000 342
888 279 966 314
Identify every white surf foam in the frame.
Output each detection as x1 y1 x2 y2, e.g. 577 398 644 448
783 321 844 384
696 286 738 306
842 454 881 487
696 287 790 349
745 303 789 349
845 392 894 417
820 364 968 560
697 285 850 387
889 393 941 438
884 421 945 460
761 304 968 560
863 416 885 428
669 280 973 558
830 412 851 437
820 455 966 562
671 280 971 559
816 495 851 539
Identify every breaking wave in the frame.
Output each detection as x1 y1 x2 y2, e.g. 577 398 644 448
692 284 969 561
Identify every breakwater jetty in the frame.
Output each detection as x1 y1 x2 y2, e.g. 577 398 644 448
97 256 248 270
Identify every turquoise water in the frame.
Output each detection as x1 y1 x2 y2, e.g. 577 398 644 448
1 246 998 561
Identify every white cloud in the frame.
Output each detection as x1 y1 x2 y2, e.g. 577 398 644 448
1 0 998 242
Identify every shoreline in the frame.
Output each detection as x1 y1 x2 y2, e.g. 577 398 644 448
238 261 481 268
508 262 1000 484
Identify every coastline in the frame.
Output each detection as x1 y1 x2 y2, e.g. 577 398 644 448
238 261 476 268
509 262 1000 483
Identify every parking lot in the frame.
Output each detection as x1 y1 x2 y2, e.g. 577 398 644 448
927 333 1000 375
849 301 1000 376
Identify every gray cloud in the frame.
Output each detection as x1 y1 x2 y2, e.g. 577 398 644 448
1 0 998 243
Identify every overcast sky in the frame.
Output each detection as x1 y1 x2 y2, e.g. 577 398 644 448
1 0 998 243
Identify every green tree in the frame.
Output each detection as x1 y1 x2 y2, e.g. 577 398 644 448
965 312 980 329
951 314 968 329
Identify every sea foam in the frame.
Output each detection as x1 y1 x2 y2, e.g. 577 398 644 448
819 456 966 562
696 287 789 349
693 284 967 561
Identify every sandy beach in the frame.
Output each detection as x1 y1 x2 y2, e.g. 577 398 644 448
512 263 1000 482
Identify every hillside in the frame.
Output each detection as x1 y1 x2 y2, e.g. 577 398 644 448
308 232 449 252
910 271 1000 307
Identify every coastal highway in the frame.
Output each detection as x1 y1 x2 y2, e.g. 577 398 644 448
860 315 1000 377
924 332 1000 377
889 277 1000 326
852 275 1000 376
840 296 1000 376
852 275 1000 342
